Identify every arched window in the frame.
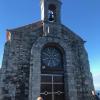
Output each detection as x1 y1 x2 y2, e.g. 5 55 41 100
40 44 65 100
41 45 64 74
48 4 56 22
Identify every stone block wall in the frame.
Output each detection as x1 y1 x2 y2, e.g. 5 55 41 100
0 22 95 100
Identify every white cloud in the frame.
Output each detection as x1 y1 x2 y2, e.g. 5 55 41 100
93 73 100 90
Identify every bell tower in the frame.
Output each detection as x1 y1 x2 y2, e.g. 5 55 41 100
40 0 62 35
40 0 62 23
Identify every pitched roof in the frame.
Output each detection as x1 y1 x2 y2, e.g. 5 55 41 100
7 20 84 43
8 21 43 32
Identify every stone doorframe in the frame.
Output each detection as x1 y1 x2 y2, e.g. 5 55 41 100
29 36 78 100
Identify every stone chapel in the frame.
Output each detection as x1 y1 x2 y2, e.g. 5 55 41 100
0 0 95 100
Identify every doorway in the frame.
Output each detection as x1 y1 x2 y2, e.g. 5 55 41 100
40 74 65 100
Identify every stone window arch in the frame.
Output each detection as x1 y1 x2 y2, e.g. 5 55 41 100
41 43 64 74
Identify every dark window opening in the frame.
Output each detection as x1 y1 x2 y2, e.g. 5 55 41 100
48 4 56 22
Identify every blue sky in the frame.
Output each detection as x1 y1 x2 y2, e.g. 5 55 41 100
0 0 100 90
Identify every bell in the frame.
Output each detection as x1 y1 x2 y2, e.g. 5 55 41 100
49 12 54 22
